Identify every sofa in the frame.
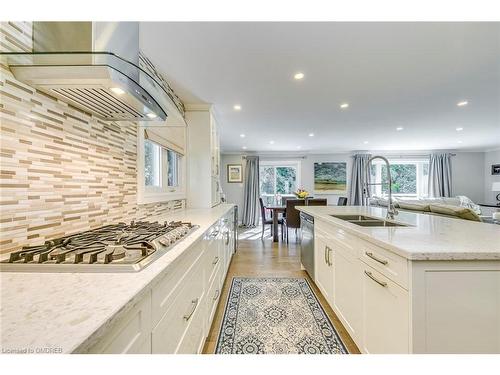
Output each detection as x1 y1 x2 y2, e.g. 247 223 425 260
368 196 483 222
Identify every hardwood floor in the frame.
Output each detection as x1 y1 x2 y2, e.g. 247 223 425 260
202 226 361 354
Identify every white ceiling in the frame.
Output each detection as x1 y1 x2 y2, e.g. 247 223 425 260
140 22 500 153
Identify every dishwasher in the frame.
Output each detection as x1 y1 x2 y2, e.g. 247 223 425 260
299 212 315 279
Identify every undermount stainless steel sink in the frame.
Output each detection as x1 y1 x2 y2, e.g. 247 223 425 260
329 214 409 227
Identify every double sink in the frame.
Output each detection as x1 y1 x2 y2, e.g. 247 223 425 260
330 214 409 227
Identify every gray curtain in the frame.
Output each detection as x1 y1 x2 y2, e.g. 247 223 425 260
428 153 452 197
242 156 260 227
348 154 372 205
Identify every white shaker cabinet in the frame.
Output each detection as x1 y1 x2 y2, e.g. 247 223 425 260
314 229 334 305
313 218 499 354
360 265 409 354
330 238 363 344
84 207 237 354
186 104 221 208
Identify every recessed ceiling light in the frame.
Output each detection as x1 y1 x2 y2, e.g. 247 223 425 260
294 72 304 80
396 127 404 131
308 133 314 137
457 140 463 144
456 127 464 131
457 100 468 107
269 140 275 145
363 141 369 144
240 134 246 138
233 104 242 111
146 113 157 119
242 146 247 150
296 145 302 149
110 87 125 95
340 103 349 109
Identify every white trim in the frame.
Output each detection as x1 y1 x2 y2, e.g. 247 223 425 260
137 129 186 205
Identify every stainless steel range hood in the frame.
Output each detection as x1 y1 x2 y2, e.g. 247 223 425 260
0 22 181 122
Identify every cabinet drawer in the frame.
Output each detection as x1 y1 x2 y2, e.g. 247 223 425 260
88 293 152 354
151 240 204 326
359 240 408 289
206 264 222 327
205 235 222 285
176 294 207 354
151 257 205 353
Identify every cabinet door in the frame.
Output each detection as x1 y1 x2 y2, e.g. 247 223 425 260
152 259 205 354
332 244 363 343
88 293 152 354
314 236 334 303
361 265 409 354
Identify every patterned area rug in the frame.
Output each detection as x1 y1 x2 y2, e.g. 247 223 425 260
215 277 348 354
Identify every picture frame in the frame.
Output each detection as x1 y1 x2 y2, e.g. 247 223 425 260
492 164 500 175
227 164 243 183
313 162 347 193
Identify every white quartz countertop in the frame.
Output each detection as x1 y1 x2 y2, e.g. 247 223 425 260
297 206 500 261
0 204 235 354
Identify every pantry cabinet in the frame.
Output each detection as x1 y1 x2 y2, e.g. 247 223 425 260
186 104 222 208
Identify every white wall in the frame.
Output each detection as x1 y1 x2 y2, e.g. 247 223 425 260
220 154 246 222
484 149 500 205
451 152 485 203
301 154 352 205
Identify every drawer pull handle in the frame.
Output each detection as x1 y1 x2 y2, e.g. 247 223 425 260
327 247 333 266
211 230 220 238
183 298 199 321
364 270 388 287
213 289 220 301
324 246 328 265
365 251 388 265
212 256 220 265
225 231 230 245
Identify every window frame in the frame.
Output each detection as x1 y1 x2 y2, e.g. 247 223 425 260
259 160 301 204
137 129 186 205
370 158 429 199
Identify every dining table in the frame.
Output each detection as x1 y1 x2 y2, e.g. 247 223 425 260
266 204 286 242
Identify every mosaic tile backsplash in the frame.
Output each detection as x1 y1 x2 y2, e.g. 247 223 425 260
0 22 185 255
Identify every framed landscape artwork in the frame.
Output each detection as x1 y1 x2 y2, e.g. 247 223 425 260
314 162 347 193
227 164 243 183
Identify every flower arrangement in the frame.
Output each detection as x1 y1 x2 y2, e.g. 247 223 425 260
294 188 309 199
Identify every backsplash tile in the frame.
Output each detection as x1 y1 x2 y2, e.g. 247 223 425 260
0 22 185 254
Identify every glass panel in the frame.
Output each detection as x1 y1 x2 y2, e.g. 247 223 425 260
260 167 275 195
0 52 173 119
167 150 179 187
145 140 161 187
381 164 417 195
276 167 297 194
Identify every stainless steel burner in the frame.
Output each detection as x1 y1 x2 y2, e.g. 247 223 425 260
0 221 199 272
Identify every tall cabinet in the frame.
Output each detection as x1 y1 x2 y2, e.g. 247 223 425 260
186 104 221 208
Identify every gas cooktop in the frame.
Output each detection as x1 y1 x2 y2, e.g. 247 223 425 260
0 221 199 272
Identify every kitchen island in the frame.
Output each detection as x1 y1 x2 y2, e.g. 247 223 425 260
297 205 500 354
0 204 236 354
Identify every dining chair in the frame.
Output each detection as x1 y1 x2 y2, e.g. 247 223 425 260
283 199 306 243
337 197 348 206
259 197 283 239
306 198 327 206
